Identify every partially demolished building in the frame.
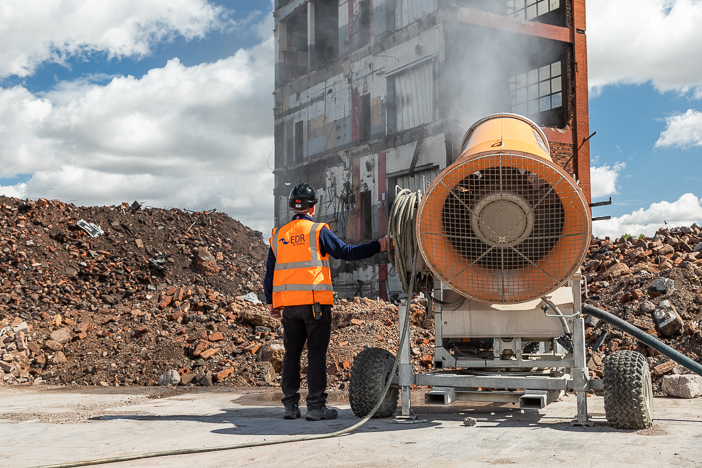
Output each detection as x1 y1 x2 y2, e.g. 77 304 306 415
273 0 591 298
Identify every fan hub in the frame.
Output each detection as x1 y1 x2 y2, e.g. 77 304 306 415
471 193 534 247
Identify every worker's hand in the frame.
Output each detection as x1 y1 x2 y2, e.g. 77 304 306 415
269 304 282 319
378 236 389 252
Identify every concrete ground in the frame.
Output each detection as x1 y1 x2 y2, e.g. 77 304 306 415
1 386 701 467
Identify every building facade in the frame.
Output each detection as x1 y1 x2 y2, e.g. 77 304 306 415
273 0 591 299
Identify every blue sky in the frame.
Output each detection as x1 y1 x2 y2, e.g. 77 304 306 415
589 83 702 235
0 0 701 238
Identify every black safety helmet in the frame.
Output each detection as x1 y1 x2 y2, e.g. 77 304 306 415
288 183 318 210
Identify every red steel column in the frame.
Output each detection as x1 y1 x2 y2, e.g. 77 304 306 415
572 0 591 204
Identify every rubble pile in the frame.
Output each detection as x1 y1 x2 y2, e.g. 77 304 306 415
2 191 701 396
582 225 702 392
0 196 433 388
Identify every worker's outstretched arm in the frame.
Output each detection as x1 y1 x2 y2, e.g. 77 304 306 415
318 226 385 260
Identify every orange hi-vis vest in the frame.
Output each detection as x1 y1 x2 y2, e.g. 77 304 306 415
270 218 333 308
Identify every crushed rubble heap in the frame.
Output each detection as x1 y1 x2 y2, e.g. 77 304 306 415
582 225 702 392
1 193 701 395
0 196 433 388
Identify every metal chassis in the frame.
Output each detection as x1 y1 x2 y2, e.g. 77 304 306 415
394 273 601 425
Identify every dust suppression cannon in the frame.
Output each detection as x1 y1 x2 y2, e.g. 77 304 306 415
350 114 655 429
417 114 590 303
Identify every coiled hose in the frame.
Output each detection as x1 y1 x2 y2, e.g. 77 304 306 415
388 188 421 292
33 190 422 468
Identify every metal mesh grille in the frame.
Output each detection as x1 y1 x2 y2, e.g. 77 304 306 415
417 153 590 304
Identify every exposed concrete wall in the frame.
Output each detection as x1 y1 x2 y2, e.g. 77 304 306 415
386 133 446 175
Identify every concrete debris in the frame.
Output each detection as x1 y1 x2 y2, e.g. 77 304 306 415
661 375 702 398
259 342 285 373
191 248 220 276
195 372 213 387
653 301 684 337
159 370 181 386
49 328 72 344
648 278 675 297
463 417 477 426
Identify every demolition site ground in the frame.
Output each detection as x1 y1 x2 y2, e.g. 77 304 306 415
1 196 702 465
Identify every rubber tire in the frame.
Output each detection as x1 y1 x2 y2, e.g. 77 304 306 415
603 350 654 429
349 347 399 418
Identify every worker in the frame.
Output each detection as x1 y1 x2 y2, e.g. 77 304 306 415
264 183 387 421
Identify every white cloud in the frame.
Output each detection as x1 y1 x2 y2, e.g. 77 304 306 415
590 162 625 199
592 193 702 238
655 109 702 148
588 0 702 96
0 0 225 78
0 37 275 234
0 183 27 199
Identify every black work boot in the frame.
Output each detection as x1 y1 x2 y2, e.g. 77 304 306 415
284 404 301 419
305 405 338 421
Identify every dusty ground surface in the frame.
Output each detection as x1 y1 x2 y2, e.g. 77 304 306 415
2 386 701 467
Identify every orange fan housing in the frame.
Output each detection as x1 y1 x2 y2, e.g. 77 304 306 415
416 114 591 304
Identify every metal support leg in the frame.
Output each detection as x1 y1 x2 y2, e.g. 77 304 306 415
396 297 415 419
571 316 593 426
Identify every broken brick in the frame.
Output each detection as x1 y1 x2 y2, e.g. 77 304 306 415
654 360 677 376
214 367 235 381
208 332 224 342
158 296 172 310
192 341 209 357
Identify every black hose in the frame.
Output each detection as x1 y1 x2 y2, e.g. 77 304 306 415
583 303 702 377
593 331 608 351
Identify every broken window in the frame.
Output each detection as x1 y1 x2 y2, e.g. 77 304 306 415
361 190 373 239
314 0 339 67
510 61 562 117
275 123 285 167
388 59 436 133
395 0 438 29
285 121 294 165
294 120 304 163
280 11 308 85
358 1 371 47
507 0 560 21
360 93 372 142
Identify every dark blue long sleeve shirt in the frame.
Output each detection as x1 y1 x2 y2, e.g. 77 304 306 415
263 214 381 304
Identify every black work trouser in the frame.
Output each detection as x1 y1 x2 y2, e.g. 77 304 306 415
280 304 333 410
